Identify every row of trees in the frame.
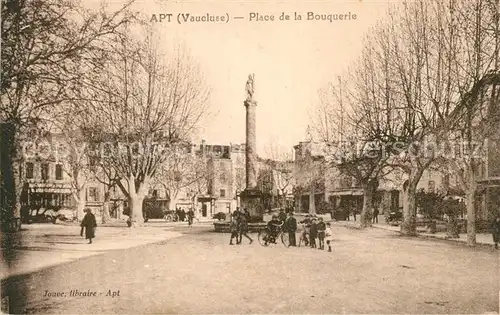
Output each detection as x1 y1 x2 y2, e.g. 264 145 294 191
1 0 210 229
313 0 499 245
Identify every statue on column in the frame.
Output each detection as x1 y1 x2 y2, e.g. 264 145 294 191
245 73 255 102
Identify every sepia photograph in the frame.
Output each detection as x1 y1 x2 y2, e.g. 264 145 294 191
1 0 499 313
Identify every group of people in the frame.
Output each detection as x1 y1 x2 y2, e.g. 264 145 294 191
229 208 254 245
175 207 195 225
297 213 333 251
345 207 380 223
257 209 334 251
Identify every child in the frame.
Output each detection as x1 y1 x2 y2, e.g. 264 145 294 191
325 223 333 252
229 214 240 245
299 214 312 246
317 217 326 250
309 218 318 248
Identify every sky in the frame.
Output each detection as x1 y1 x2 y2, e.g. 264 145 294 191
90 0 391 157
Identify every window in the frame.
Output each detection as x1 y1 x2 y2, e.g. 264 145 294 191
55 164 63 180
220 189 226 198
26 162 34 179
41 163 49 180
87 187 99 202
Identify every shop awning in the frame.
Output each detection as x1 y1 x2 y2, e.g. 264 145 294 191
27 182 73 194
329 190 364 196
197 195 216 200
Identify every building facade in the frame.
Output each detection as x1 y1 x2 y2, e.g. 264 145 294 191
291 140 474 218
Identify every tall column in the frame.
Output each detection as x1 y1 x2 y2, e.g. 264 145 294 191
244 100 257 189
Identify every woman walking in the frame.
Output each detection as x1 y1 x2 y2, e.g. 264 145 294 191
80 208 97 244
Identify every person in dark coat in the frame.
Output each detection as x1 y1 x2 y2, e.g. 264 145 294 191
309 217 318 248
491 214 500 249
243 208 251 222
285 212 298 246
278 209 287 225
80 208 97 244
187 209 195 227
229 213 240 245
233 207 241 219
238 213 253 245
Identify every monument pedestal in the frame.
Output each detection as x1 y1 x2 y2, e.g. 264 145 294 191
239 188 263 222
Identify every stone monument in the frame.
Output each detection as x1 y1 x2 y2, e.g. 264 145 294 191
240 74 263 221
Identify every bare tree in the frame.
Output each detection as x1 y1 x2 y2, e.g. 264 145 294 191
347 0 499 237
313 35 397 228
442 0 500 245
152 145 210 212
360 1 461 235
0 0 136 229
79 30 209 227
50 121 93 222
382 0 500 241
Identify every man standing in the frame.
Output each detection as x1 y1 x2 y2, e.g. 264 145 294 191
233 207 242 220
238 212 253 245
317 217 326 250
309 217 318 248
285 212 298 246
243 208 251 222
278 208 287 225
187 209 194 227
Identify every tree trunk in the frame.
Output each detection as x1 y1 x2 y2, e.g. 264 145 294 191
102 191 111 224
465 182 476 246
75 188 86 221
169 196 179 211
360 184 374 228
401 179 418 236
126 175 149 227
128 194 145 228
1 123 22 232
192 194 198 218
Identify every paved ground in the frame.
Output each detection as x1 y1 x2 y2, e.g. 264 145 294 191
1 223 183 279
336 219 497 246
371 222 496 246
2 224 499 314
